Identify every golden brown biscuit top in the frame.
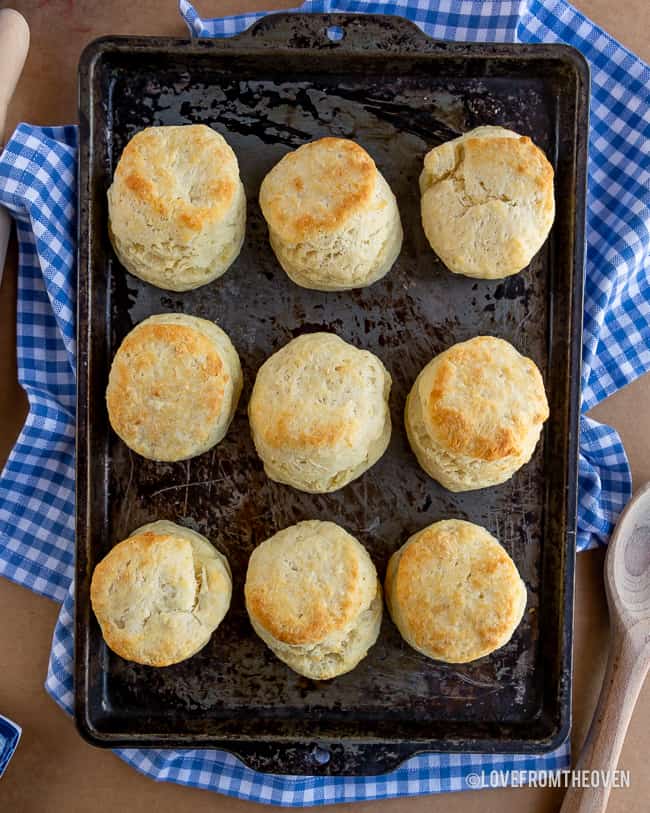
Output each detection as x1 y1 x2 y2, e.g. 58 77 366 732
112 125 239 235
259 138 378 242
106 318 228 460
389 519 525 662
90 522 231 666
249 332 389 454
91 531 198 623
421 126 554 215
245 520 376 646
421 336 549 461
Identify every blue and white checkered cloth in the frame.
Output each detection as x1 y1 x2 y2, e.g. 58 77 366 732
0 714 22 778
0 0 648 805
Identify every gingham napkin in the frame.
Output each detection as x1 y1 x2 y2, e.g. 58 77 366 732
0 0 648 806
0 714 21 778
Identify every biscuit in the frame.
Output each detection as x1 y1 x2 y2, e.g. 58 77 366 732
405 336 549 491
245 520 382 679
108 125 246 291
259 137 403 291
248 332 391 492
106 313 243 462
385 519 527 663
419 126 555 279
90 520 232 667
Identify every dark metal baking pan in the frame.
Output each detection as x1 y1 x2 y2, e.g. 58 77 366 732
75 13 588 775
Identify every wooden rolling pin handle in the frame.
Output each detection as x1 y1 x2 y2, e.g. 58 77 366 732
560 620 649 813
0 9 30 288
0 9 30 141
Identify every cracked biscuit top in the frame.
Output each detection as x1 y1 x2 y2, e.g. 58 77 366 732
419 126 555 279
90 520 232 666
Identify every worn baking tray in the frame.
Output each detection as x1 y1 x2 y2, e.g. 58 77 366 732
75 13 588 775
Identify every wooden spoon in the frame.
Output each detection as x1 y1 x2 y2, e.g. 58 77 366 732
561 481 650 813
0 9 30 287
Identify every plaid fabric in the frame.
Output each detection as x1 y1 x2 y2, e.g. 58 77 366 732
0 714 22 779
1 0 649 804
0 125 77 603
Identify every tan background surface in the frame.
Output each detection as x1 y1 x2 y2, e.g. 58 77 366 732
0 1 648 811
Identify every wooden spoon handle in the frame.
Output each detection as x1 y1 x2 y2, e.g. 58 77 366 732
560 626 649 813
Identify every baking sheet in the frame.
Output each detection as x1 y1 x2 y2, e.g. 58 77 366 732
75 13 588 774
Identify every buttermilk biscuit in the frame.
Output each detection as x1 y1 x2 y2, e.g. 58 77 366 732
385 519 527 663
90 520 232 667
106 313 243 462
245 520 382 679
405 336 549 491
259 137 403 291
108 125 246 291
419 126 555 279
248 332 391 493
